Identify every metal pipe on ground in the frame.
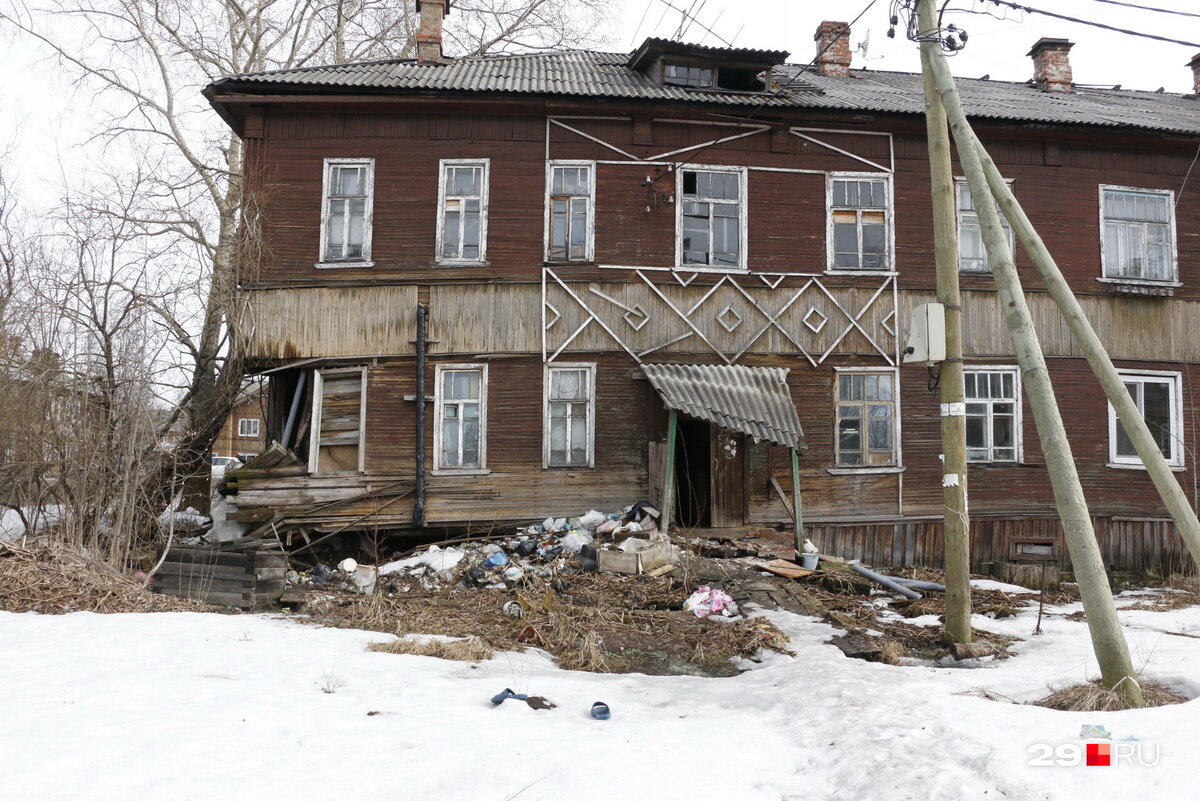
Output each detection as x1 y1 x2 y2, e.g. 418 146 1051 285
851 563 923 599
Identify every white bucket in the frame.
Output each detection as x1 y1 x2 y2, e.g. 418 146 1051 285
800 553 820 570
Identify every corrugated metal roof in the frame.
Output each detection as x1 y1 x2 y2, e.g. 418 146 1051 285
210 50 812 107
209 47 1200 136
781 67 1200 136
641 363 804 450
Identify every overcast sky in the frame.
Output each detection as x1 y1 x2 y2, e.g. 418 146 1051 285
2 0 1198 212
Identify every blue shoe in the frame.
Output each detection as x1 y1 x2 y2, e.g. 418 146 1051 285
591 701 611 720
491 688 515 705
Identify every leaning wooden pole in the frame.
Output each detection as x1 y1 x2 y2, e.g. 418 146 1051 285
920 3 1144 706
966 132 1200 571
918 15 972 644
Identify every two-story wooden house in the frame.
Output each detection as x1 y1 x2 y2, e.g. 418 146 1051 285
206 5 1200 575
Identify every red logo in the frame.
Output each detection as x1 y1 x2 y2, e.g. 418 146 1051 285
1087 743 1111 767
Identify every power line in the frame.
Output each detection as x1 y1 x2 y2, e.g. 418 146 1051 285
653 0 882 182
1084 0 1200 19
970 0 1200 48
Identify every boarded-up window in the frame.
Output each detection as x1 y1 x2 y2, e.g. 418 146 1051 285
830 175 890 270
545 364 594 467
835 371 895 467
310 369 365 474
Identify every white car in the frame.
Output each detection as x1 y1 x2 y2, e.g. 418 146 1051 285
211 455 244 476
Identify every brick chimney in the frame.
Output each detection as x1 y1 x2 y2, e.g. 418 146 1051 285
814 21 852 78
415 0 450 62
1189 53 1200 95
1028 38 1074 93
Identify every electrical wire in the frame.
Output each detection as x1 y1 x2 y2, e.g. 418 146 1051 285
648 0 882 187
969 0 1200 48
1083 0 1200 19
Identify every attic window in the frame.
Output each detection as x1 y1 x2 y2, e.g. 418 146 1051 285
664 63 714 88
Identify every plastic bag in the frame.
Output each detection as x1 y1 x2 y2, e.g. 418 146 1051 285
683 585 735 618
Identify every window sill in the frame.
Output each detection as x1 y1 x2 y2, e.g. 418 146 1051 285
676 265 750 274
826 466 906 475
1106 462 1185 472
435 260 490 268
315 260 375 270
543 260 596 267
824 269 898 277
431 468 491 477
1097 277 1179 297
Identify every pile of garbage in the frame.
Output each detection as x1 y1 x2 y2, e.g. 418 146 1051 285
368 503 681 594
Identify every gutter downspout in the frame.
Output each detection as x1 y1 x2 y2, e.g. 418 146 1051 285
414 304 428 527
281 371 307 449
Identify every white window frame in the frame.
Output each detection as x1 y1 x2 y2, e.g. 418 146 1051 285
1107 369 1184 469
544 160 596 263
317 158 375 269
433 363 489 474
675 164 748 272
1098 184 1178 285
829 366 903 473
308 367 367 474
543 363 596 468
963 365 1023 463
956 177 1015 273
826 172 895 274
237 418 261 438
436 159 490 266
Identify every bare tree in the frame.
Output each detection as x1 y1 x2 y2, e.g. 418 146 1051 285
0 0 614 557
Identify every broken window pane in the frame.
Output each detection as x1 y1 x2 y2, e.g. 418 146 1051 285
681 170 742 268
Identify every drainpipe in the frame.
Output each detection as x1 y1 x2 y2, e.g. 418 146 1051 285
414 304 428 527
281 370 307 449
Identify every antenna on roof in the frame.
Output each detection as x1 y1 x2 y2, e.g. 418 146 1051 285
856 29 871 61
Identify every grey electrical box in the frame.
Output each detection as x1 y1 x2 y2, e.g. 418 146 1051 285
902 302 946 363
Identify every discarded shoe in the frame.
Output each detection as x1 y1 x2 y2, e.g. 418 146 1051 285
590 701 611 720
490 688 529 705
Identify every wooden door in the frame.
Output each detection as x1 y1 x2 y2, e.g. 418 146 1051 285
710 427 745 528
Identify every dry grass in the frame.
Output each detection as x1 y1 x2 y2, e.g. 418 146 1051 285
0 541 209 614
297 572 794 677
879 639 905 666
1034 679 1188 711
368 636 495 662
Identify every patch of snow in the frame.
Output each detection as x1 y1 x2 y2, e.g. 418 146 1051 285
971 578 1040 594
1 592 1199 800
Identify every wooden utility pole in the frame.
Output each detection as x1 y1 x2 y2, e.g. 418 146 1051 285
967 132 1200 571
919 3 1144 706
918 0 972 644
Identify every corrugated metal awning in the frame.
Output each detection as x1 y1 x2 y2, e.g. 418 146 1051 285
641 363 805 450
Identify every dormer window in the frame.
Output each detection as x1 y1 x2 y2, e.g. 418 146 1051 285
664 63 715 88
628 37 789 95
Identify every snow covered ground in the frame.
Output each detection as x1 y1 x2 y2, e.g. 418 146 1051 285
2 583 1198 801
